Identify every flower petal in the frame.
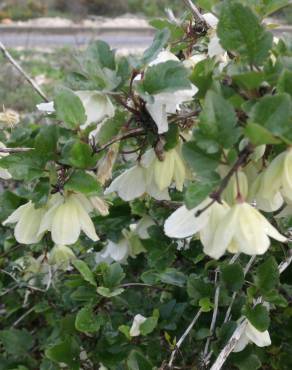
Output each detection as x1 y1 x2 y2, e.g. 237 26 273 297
246 322 271 347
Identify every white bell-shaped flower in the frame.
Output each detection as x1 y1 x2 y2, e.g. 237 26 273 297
233 320 271 352
95 238 129 265
207 202 286 259
75 90 115 129
164 198 223 239
129 314 147 337
38 192 99 245
3 201 46 244
146 85 198 134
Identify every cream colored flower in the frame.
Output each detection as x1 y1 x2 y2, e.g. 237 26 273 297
249 149 292 212
88 196 109 216
75 90 115 130
95 238 129 265
164 198 227 239
3 201 46 244
233 319 271 352
183 54 205 69
38 193 99 245
153 148 186 191
96 143 119 185
222 171 248 205
206 202 286 259
146 85 198 134
0 108 20 127
129 314 147 337
49 245 76 271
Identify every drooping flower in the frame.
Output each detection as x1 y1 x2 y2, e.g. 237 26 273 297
3 201 46 244
95 238 129 265
129 314 147 337
75 90 115 130
164 198 227 239
49 245 76 271
222 171 249 205
138 50 198 134
146 85 198 134
249 149 292 212
38 192 99 245
205 201 286 259
233 319 271 352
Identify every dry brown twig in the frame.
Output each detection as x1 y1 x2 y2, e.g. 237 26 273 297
0 41 49 102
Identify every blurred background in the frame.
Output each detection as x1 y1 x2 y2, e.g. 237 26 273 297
0 0 291 114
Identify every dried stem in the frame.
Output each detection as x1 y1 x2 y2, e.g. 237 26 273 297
168 309 203 368
210 251 292 370
196 144 253 217
0 41 49 102
0 147 34 153
93 128 145 153
182 0 208 25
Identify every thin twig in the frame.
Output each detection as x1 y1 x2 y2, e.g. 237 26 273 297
223 256 256 324
0 41 49 102
94 128 145 153
203 254 240 363
196 144 253 217
12 306 34 327
0 147 34 153
182 0 208 25
210 251 292 370
168 309 203 368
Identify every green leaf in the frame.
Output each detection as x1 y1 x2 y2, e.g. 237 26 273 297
72 260 96 287
182 141 220 179
184 179 218 209
118 324 131 340
187 274 214 303
54 87 86 128
232 71 266 90
199 91 240 149
0 329 34 355
75 305 102 333
190 59 217 98
249 93 292 139
127 350 153 370
255 256 279 293
30 178 50 208
85 40 115 70
140 316 158 336
64 170 101 195
277 70 292 96
141 28 170 65
61 140 96 169
97 286 124 297
149 19 184 40
34 125 58 161
45 337 80 369
164 124 179 151
244 123 281 145
158 268 186 287
244 304 270 332
217 1 273 65
221 263 245 292
199 297 214 312
0 152 45 181
97 110 126 145
103 263 125 288
141 60 191 95
232 346 262 370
